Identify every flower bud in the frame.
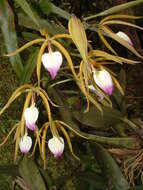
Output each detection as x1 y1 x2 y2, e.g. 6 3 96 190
93 69 113 96
19 133 32 154
116 31 133 46
24 104 39 131
48 136 64 158
42 51 63 79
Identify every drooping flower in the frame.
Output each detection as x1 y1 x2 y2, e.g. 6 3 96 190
42 51 63 79
48 136 64 158
19 133 32 154
93 69 113 96
116 31 133 46
88 85 104 100
24 104 39 131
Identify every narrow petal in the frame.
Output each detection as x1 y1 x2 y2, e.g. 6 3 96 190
116 31 133 46
48 136 64 158
42 51 63 79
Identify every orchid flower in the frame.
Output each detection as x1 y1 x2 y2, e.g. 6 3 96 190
19 133 32 154
42 51 63 79
48 136 64 158
116 31 133 46
93 69 113 96
24 104 39 131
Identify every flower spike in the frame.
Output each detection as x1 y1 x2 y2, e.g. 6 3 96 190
24 104 39 131
19 133 32 154
48 136 64 158
42 51 63 79
93 69 114 96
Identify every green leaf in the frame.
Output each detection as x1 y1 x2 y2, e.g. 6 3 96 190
50 88 80 132
39 0 52 15
39 0 71 20
84 0 143 20
73 105 124 129
39 168 53 189
15 0 40 27
20 47 39 84
19 156 46 190
112 69 127 115
0 0 23 78
77 171 106 190
91 143 129 190
50 89 139 148
0 164 18 176
128 186 143 190
18 13 67 34
50 89 139 149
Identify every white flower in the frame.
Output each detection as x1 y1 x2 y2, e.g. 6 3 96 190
116 31 133 46
42 51 63 79
24 104 39 131
88 85 104 100
19 133 32 154
93 69 113 96
48 136 64 158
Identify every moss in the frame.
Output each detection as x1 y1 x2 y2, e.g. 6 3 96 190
0 60 23 188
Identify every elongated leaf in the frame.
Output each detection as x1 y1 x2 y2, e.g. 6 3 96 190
84 0 143 20
39 0 71 20
18 13 67 34
20 48 39 84
39 168 53 189
91 143 129 190
50 88 80 131
19 156 46 190
15 0 39 27
51 89 139 149
73 105 124 129
0 0 23 78
50 2 71 20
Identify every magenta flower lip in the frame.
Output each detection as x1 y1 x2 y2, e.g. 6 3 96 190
102 85 114 96
26 123 36 131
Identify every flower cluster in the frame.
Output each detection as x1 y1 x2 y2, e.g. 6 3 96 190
19 104 65 158
13 30 134 159
19 50 65 157
0 15 140 169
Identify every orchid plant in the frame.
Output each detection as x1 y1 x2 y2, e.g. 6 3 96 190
0 14 142 170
